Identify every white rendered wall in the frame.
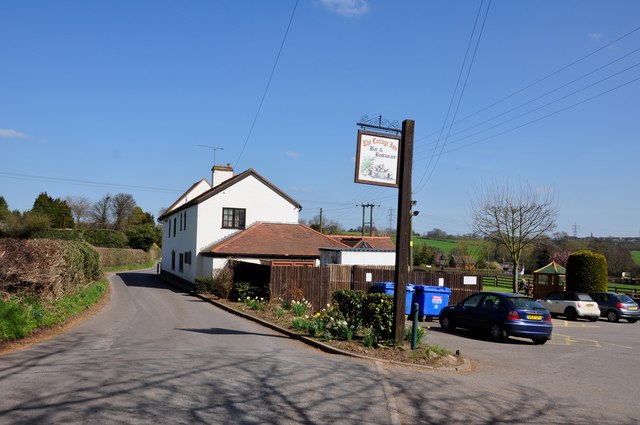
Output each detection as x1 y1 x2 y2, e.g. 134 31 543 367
160 204 199 282
195 175 299 255
162 174 299 283
328 250 396 266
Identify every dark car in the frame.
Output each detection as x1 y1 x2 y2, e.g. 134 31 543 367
439 292 553 344
589 292 640 323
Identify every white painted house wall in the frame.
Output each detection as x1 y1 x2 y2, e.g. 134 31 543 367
319 249 396 266
161 171 299 283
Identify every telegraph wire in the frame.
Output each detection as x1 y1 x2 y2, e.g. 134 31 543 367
413 61 640 158
436 74 640 155
419 0 489 188
414 46 640 154
415 0 492 194
0 172 182 193
234 0 299 169
413 24 640 146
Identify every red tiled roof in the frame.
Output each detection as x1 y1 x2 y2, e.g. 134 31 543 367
202 223 349 258
328 235 396 250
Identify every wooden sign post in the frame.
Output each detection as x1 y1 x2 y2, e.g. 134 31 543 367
392 119 414 343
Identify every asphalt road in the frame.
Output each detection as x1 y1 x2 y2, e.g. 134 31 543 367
1 270 638 424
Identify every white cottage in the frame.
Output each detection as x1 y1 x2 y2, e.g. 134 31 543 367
158 166 302 283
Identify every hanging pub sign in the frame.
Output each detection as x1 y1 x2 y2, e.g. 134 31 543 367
354 129 401 188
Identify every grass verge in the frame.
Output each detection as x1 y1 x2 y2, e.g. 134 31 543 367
0 279 108 342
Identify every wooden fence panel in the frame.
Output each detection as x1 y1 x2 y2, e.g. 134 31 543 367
263 263 484 313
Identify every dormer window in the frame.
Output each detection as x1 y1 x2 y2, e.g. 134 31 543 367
222 207 246 229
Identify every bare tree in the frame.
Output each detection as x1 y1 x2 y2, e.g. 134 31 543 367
65 196 92 226
92 194 112 228
111 193 137 231
471 182 558 293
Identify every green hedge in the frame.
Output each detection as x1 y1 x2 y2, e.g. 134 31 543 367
83 229 128 248
566 250 608 293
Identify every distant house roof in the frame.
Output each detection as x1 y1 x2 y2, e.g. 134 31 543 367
533 261 566 275
328 236 396 250
158 168 301 221
201 222 349 258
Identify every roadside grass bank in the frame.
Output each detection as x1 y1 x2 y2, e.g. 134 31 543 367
0 260 159 345
0 279 108 341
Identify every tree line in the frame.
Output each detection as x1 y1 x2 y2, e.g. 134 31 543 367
0 193 161 251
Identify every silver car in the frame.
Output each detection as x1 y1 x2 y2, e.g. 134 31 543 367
589 292 640 323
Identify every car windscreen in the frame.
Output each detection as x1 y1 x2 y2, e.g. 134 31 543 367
509 297 546 310
577 294 594 301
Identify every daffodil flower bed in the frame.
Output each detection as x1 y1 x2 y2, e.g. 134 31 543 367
212 290 464 368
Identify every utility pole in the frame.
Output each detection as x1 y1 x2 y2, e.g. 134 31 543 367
357 203 376 236
392 119 414 344
319 208 323 234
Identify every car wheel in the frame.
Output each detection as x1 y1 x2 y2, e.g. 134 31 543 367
564 308 578 321
489 323 506 342
440 315 454 331
606 310 619 322
532 338 548 345
627 318 638 323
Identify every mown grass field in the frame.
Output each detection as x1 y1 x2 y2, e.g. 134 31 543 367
632 250 640 266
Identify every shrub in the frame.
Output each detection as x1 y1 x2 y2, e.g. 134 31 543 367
361 293 395 344
0 239 102 300
566 250 608 293
93 247 150 268
83 229 128 248
331 289 365 329
126 223 161 251
30 229 82 241
195 276 215 294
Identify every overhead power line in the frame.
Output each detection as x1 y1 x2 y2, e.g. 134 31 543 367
414 24 640 146
0 172 182 194
414 46 640 153
416 0 492 194
234 0 299 169
436 74 640 155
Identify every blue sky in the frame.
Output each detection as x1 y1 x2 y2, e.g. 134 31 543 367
1 0 639 237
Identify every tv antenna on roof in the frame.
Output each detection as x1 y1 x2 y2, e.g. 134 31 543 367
197 145 224 165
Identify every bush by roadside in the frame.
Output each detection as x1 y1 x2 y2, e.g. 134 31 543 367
0 238 101 300
94 245 160 269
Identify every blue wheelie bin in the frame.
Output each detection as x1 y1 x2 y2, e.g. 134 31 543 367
413 285 451 321
371 282 415 315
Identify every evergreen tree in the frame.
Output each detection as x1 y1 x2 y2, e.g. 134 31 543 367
31 192 74 229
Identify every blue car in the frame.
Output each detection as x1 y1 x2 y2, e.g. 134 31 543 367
439 292 553 344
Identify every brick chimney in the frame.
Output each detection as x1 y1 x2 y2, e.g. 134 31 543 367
211 164 234 187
